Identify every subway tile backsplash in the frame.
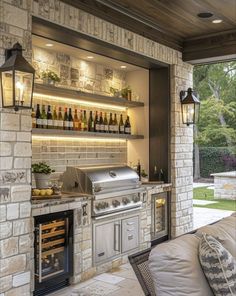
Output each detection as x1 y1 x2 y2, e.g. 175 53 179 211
32 138 127 180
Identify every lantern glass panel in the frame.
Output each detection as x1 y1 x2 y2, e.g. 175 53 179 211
1 70 13 107
194 103 200 123
182 103 194 124
15 70 33 108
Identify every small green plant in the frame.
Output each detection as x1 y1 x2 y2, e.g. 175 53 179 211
32 162 55 174
41 70 60 82
141 169 148 178
121 86 131 99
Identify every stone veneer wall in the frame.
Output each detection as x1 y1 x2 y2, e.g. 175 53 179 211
31 0 194 237
0 1 33 295
33 46 127 95
0 1 193 295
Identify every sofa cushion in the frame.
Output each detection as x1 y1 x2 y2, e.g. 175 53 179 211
196 215 236 258
149 234 214 296
199 233 236 296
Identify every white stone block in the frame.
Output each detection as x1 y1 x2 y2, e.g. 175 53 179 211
0 112 20 131
3 3 28 30
13 218 31 236
0 131 16 141
0 221 12 239
0 142 12 156
7 203 19 220
0 205 6 222
0 157 13 169
14 157 31 169
20 115 32 132
0 254 26 277
14 143 31 157
11 185 31 202
0 275 12 293
17 132 31 142
20 202 31 218
13 271 30 287
0 237 18 258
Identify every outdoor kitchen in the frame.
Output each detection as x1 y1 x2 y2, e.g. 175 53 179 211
29 34 172 295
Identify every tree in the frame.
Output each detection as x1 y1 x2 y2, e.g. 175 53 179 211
193 62 236 179
194 62 236 147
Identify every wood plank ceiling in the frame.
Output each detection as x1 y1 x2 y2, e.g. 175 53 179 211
63 0 236 63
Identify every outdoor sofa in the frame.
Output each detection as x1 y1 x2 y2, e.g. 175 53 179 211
129 213 236 296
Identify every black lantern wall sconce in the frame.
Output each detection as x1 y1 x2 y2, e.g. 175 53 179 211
0 42 35 111
180 88 200 125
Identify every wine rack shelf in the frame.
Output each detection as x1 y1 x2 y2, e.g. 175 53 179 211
34 83 144 108
32 128 144 140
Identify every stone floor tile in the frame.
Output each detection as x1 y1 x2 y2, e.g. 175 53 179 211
94 273 125 285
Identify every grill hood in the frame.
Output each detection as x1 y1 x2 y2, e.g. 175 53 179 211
62 165 140 196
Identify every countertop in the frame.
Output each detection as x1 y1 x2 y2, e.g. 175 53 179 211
31 183 172 214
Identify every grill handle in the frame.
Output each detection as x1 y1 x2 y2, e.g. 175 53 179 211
114 223 120 252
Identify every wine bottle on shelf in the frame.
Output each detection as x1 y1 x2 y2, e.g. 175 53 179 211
108 113 113 133
99 112 104 133
41 105 47 129
94 111 100 132
154 165 158 180
83 110 88 131
124 115 131 135
119 114 124 134
36 104 41 129
73 109 79 131
114 114 119 134
137 159 141 181
88 111 94 132
47 105 53 129
159 169 165 182
104 112 109 133
32 106 36 128
80 110 84 131
63 108 69 130
58 107 64 130
52 106 58 129
68 108 74 130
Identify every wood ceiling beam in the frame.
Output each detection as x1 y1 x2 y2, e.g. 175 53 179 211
61 0 183 51
183 30 236 64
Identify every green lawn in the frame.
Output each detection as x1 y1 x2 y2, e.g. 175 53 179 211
193 187 236 211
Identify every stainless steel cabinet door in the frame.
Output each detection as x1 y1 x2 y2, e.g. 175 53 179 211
121 216 139 253
94 221 121 264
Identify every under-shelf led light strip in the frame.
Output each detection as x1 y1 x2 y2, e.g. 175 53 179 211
33 93 127 112
32 135 127 143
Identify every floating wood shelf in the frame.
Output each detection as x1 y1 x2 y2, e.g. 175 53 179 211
32 128 144 140
34 83 144 108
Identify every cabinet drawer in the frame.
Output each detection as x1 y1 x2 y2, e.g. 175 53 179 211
121 216 139 253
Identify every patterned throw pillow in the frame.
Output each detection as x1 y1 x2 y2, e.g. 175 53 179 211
199 233 236 296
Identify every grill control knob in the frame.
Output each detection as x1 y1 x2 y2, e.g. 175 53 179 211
122 197 130 205
112 200 120 207
133 195 140 203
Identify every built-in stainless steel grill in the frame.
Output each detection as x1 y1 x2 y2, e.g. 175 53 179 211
62 165 143 218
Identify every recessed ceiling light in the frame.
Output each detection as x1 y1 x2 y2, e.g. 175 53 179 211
87 56 94 59
197 12 213 19
120 65 127 69
45 43 54 47
212 19 223 24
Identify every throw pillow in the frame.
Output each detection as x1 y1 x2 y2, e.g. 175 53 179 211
199 233 236 296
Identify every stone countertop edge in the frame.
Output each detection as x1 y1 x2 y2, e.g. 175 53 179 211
31 183 172 215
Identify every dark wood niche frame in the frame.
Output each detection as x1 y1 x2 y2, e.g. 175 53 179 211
32 16 171 182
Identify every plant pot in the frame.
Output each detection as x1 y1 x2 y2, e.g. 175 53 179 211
34 173 51 189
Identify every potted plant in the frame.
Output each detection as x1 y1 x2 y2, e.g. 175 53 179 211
141 169 148 182
121 86 132 101
41 70 60 85
32 162 55 189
